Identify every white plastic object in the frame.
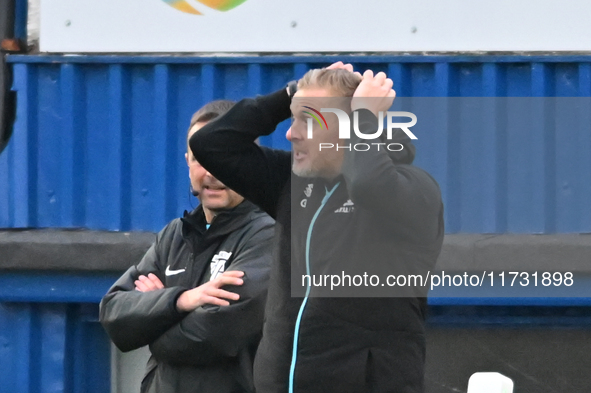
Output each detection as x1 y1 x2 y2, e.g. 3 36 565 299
467 372 514 393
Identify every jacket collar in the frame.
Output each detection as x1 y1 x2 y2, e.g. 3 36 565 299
181 199 259 239
307 175 344 196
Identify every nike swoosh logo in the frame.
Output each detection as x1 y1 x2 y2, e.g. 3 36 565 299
165 266 186 276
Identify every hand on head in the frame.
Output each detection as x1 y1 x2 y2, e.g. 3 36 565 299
325 62 396 115
352 70 396 116
326 61 362 79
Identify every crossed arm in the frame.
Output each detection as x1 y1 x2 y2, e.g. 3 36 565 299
99 222 273 362
135 270 244 310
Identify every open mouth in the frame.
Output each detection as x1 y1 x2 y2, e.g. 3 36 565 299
294 150 308 160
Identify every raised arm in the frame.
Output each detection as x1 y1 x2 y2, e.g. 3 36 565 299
342 71 443 243
190 88 292 218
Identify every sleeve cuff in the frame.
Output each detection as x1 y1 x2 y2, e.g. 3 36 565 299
256 87 292 126
170 287 191 316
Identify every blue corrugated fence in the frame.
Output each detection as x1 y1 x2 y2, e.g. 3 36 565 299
2 55 591 233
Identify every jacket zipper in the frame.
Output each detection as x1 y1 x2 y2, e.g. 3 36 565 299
288 182 340 393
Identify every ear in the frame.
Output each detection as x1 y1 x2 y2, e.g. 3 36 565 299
185 152 189 166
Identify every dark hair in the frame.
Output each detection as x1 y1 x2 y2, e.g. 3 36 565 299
188 100 235 133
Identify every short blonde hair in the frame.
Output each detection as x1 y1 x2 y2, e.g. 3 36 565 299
297 68 362 97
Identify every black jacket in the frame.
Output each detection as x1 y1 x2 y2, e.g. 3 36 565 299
99 200 274 393
190 88 444 393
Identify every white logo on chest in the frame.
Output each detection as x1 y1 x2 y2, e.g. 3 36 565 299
301 184 314 208
334 199 355 213
210 251 232 280
165 266 186 276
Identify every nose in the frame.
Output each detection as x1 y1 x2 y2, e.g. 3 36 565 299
287 122 305 142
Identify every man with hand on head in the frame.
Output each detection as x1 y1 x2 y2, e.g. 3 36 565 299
100 100 274 393
189 64 444 393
